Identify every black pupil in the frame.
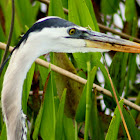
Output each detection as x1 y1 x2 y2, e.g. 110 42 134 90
70 29 75 34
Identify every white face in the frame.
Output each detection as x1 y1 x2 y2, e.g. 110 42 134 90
25 26 107 55
22 17 140 55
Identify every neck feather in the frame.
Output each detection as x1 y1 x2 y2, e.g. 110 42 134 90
1 43 40 140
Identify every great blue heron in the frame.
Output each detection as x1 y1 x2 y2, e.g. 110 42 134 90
1 16 140 140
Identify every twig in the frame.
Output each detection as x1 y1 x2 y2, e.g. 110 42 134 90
0 42 140 112
38 0 140 43
102 55 131 140
0 0 15 76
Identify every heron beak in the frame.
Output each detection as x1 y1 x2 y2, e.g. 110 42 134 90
84 31 140 53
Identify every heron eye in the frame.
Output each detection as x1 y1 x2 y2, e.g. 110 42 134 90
69 28 76 35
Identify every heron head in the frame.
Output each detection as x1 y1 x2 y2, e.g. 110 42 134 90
10 16 140 55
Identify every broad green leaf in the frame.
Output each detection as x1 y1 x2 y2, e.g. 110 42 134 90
109 52 128 95
101 0 120 15
48 0 65 18
125 0 136 21
15 0 40 29
33 66 51 140
88 59 120 104
37 56 50 86
69 0 96 30
122 106 140 140
32 104 43 140
55 89 67 140
84 0 99 31
69 0 100 73
90 94 104 140
63 116 75 140
0 0 6 15
2 0 21 45
68 0 80 25
84 62 95 140
62 0 68 9
54 96 60 116
0 123 7 140
0 25 6 42
75 84 87 122
4 0 13 41
76 0 95 29
73 52 101 71
76 66 97 122
125 54 137 96
22 63 35 114
105 99 124 140
40 70 55 140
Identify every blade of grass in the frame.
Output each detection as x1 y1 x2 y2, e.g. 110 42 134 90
32 104 43 140
0 124 7 140
75 66 97 122
33 66 51 140
63 116 75 140
103 57 131 140
48 0 65 18
40 67 55 140
84 61 91 140
90 89 105 140
55 89 67 140
122 107 140 140
105 99 124 140
75 121 78 140
0 0 14 76
22 63 35 114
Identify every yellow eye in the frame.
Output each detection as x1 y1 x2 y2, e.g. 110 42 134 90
69 28 76 35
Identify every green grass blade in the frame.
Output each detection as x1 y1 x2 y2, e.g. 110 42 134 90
84 61 91 140
125 0 136 21
109 52 129 95
63 116 75 140
75 66 97 122
22 63 35 114
37 56 50 86
75 121 78 140
15 0 40 28
0 25 6 42
40 69 55 140
48 0 65 18
55 89 67 140
0 123 7 140
122 106 140 140
68 0 80 25
32 104 43 140
90 94 105 140
105 99 124 140
85 0 99 31
101 0 119 14
73 52 101 71
33 66 51 139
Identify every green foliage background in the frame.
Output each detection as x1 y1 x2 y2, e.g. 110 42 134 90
0 0 140 139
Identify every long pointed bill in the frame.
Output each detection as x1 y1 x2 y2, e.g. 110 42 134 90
84 31 140 53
